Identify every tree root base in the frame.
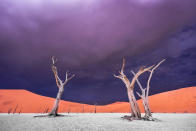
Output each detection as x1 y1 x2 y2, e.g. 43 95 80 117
121 115 160 122
121 115 140 121
142 116 160 121
34 113 66 118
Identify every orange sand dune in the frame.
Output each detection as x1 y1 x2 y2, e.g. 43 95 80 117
0 90 95 113
0 87 196 113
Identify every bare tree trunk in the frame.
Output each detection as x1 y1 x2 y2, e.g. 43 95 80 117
67 105 70 114
44 107 49 113
8 108 12 114
114 58 153 120
133 71 152 118
35 57 75 117
132 59 165 120
144 99 151 117
127 88 141 118
19 107 22 114
141 95 152 117
13 104 18 114
94 104 97 113
146 59 165 118
49 86 64 116
47 57 75 116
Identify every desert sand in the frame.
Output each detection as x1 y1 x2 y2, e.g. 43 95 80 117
0 113 196 131
0 87 196 113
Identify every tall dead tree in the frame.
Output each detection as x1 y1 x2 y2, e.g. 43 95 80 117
48 56 75 116
131 59 165 119
114 58 153 120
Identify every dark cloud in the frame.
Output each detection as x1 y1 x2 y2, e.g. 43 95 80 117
0 0 196 104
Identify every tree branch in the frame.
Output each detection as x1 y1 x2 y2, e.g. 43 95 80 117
151 59 165 72
113 74 122 79
114 58 126 79
120 58 125 75
52 64 61 87
52 56 57 65
130 65 154 90
63 73 75 85
113 58 132 89
131 70 143 91
136 92 142 98
67 74 75 81
146 59 165 97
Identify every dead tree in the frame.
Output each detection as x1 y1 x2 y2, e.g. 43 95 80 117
114 58 153 120
42 105 47 114
94 104 97 113
19 107 22 114
8 108 12 114
67 106 70 114
13 104 18 114
131 59 165 120
44 107 49 113
48 56 75 116
34 57 75 117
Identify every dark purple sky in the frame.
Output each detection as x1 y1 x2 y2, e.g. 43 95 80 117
0 0 196 104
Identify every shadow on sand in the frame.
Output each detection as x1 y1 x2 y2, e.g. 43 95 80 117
34 114 73 118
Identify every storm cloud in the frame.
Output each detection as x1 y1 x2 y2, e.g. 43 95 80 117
0 0 196 104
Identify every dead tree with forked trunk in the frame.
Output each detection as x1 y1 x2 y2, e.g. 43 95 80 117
114 58 153 120
34 56 75 117
131 59 165 121
48 56 75 116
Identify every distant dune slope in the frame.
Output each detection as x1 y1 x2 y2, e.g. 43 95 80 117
0 87 195 113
